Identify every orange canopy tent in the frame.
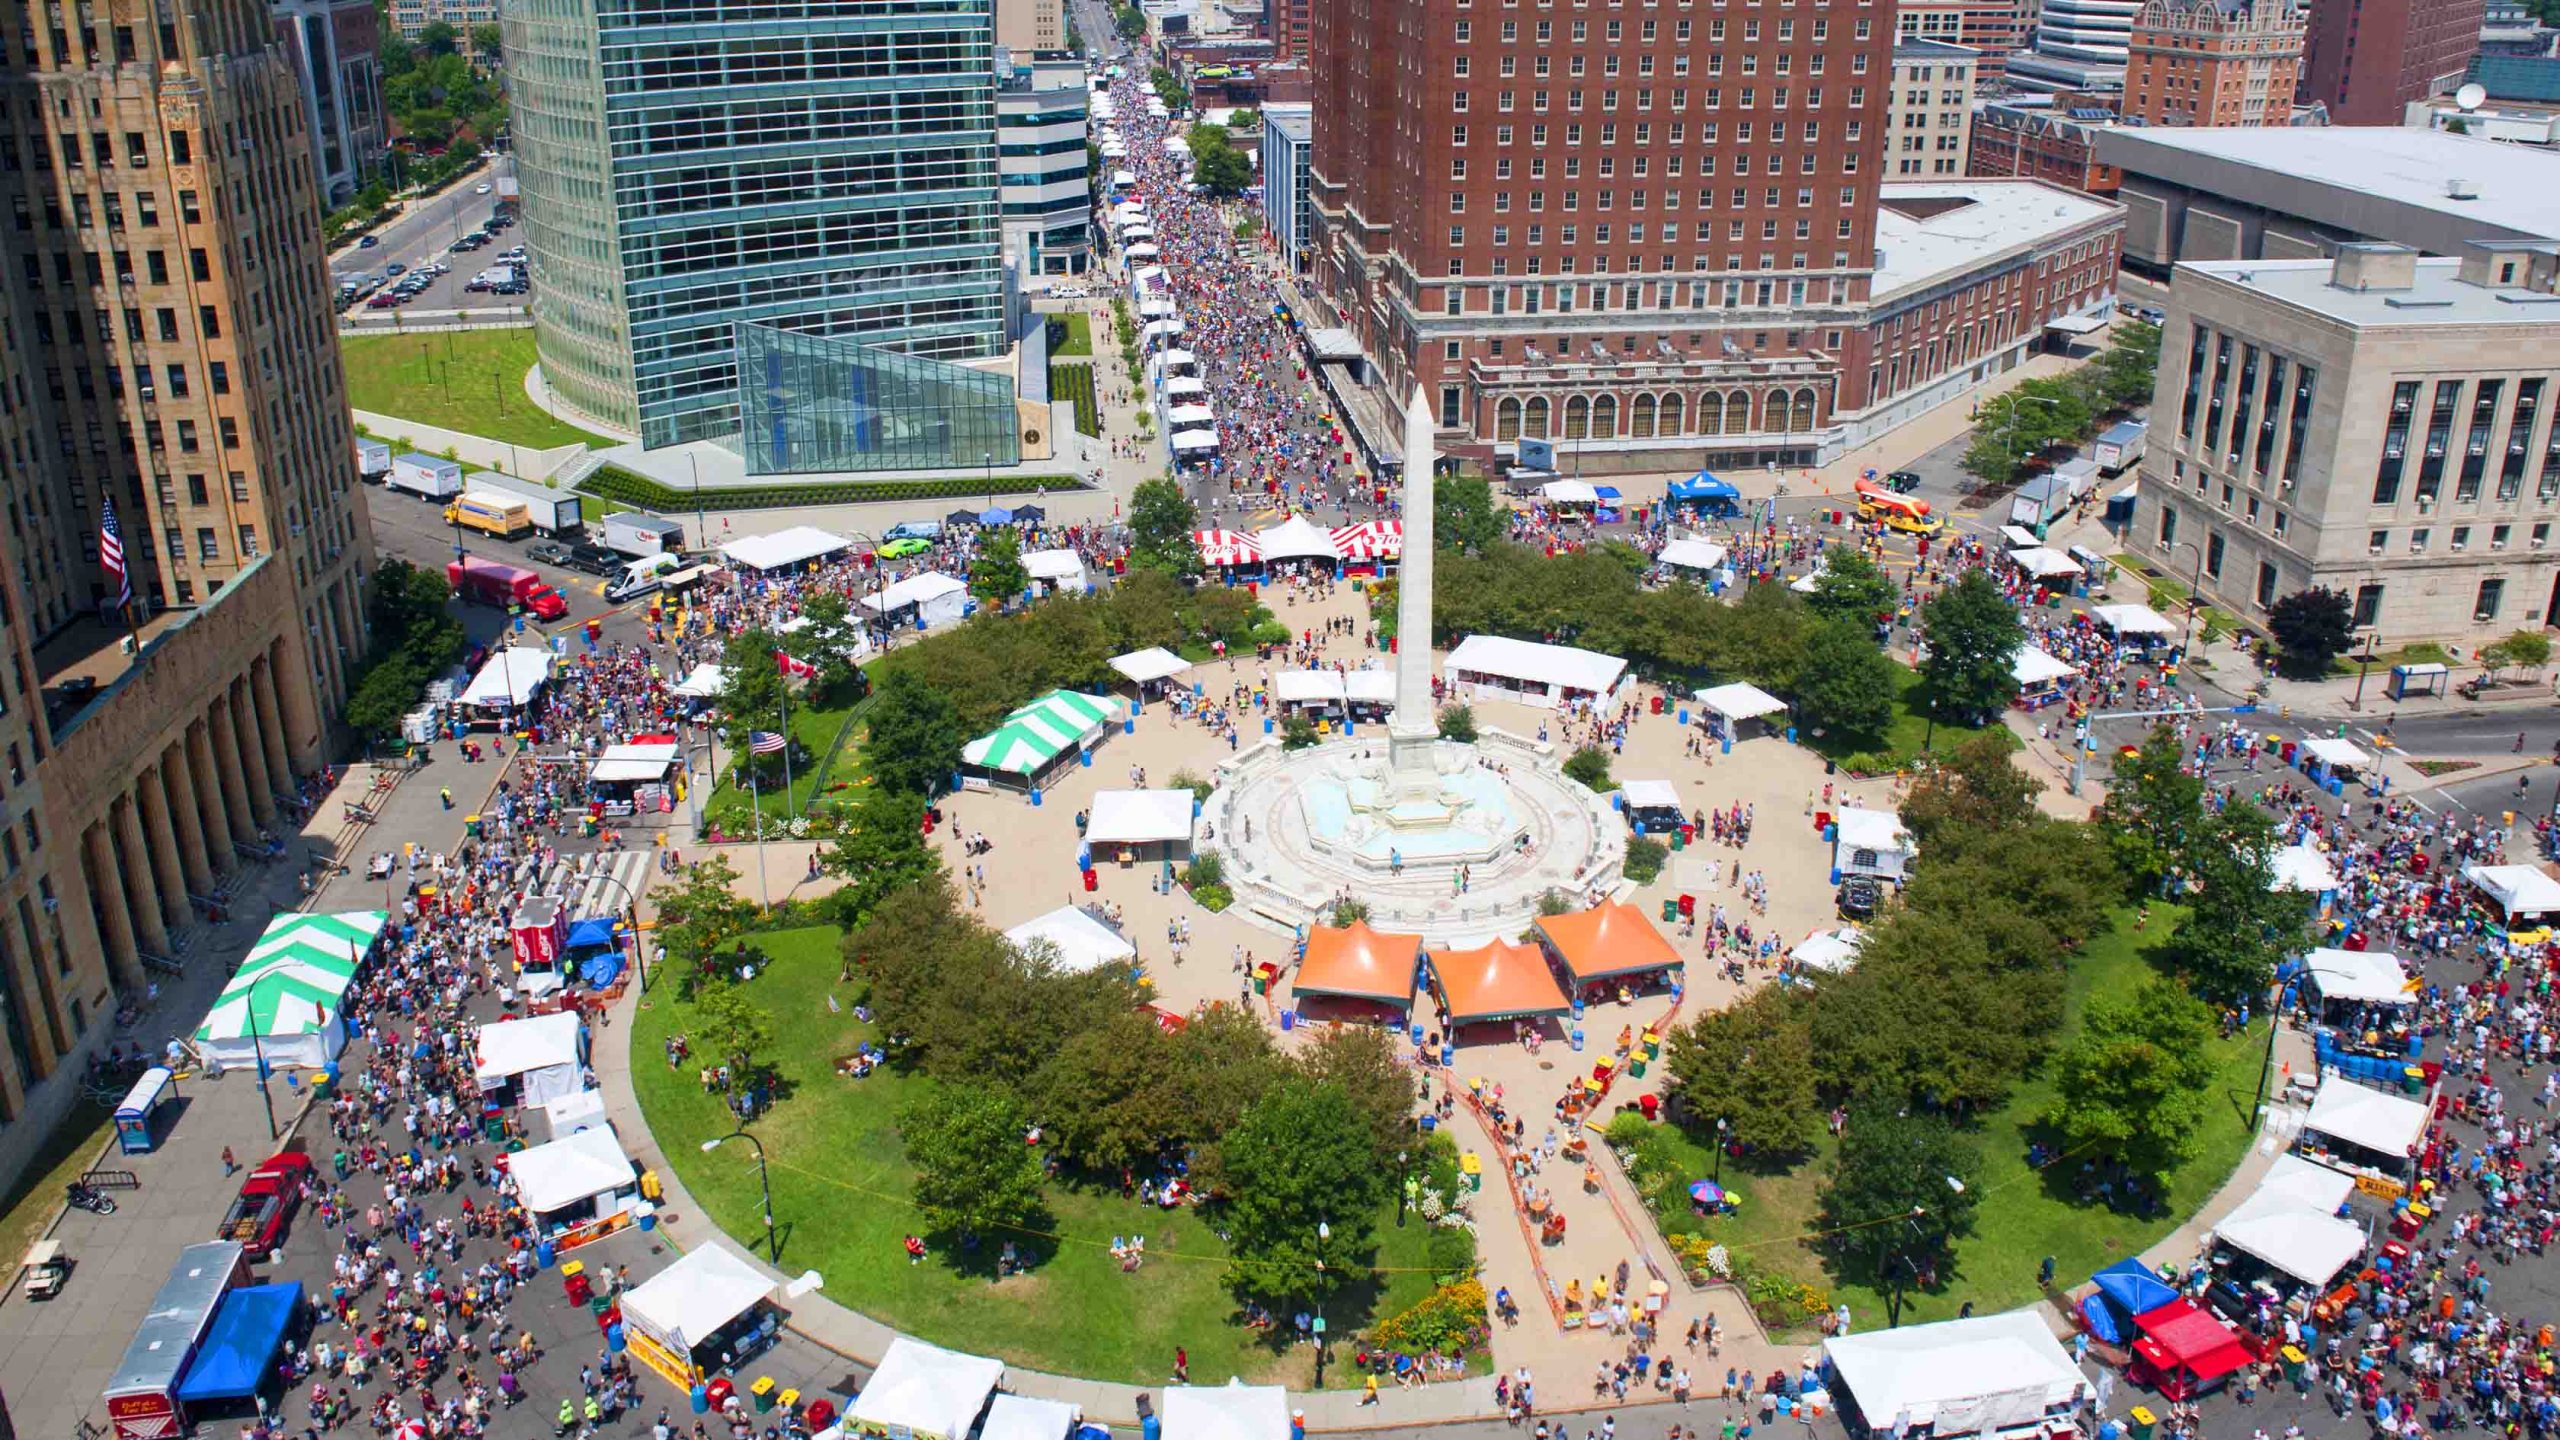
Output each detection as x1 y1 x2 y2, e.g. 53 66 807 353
1295 921 1424 1007
1534 900 1685 983
1431 938 1571 1023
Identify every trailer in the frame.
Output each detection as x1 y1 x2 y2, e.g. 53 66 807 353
356 439 393 482
602 512 685 558
389 453 465 501
464 473 583 536
2093 419 2149 476
103 1242 250 1440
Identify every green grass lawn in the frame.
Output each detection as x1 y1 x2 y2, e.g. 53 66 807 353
1052 363 1101 437
340 329 612 451
1622 904 2266 1336
2111 553 2244 647
631 927 1442 1384
1803 663 2013 775
0 1099 110 1273
1048 313 1095 357
704 694 869 824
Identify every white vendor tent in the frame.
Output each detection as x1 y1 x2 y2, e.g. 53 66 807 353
2011 646 2079 688
1792 928 1865 975
2007 546 2082 579
720 526 852 573
2302 1080 2430 1164
1005 905 1139 973
2299 947 2412 1007
1540 479 1600 505
1170 429 1221 452
1658 538 1729 574
1166 404 1218 427
1823 1312 2084 1439
2272 843 2341 894
1255 515 1341 563
1834 807 1915 882
2466 863 2560 921
473 1011 586 1107
1620 779 1684 817
508 1123 638 1222
542 1087 610 1139
589 742 681 785
2094 603 2177 640
863 572 969 629
1274 670 1348 709
845 1338 1005 1440
673 664 728 700
1024 549 1088 590
1161 1383 1291 1440
2211 1154 2365 1287
2301 737 2375 771
1110 647 1193 686
1163 375 1208 398
1343 669 1396 708
1693 682 1790 733
1154 347 1198 372
1445 635 1628 708
979 1395 1082 1440
619 1241 777 1379
463 648 555 711
1085 788 1197 848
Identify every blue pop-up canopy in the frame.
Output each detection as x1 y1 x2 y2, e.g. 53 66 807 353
979 507 1016 525
175 1282 303 1402
565 915 619 950
2080 1258 2179 1344
1669 472 1740 501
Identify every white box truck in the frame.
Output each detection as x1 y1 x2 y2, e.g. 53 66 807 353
356 439 394 482
2092 420 2148 476
602 512 685 557
465 473 584 536
389 453 465 501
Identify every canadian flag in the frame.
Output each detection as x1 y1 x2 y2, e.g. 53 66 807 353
774 649 817 679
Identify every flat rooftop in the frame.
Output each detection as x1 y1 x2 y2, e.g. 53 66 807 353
1873 180 2122 301
2102 127 2560 243
2183 257 2560 329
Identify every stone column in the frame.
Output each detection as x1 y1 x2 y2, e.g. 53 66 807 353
135 765 190 932
272 639 327 777
189 720 242 862
250 657 296 788
1387 387 1439 780
228 682 276 828
112 797 170 957
0 919 59 1073
85 825 142 994
159 747 214 898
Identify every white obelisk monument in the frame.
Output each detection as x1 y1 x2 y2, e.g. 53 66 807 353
1387 387 1440 785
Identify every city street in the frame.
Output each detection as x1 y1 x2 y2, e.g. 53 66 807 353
333 155 526 325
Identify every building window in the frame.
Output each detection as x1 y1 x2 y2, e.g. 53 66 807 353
2254 562 2278 609
2205 532 2224 579
2352 583 2383 629
2374 380 2416 505
2157 504 2177 553
2476 577 2506 623
1441 386 1463 428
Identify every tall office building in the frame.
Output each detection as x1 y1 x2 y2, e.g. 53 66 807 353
999 54 1092 274
2007 0 2143 92
273 0 387 205
997 0 1068 54
0 0 374 1168
2123 0 2305 128
387 0 500 38
2299 0 2485 125
1895 0 2024 85
506 0 1010 451
1889 40 1978 176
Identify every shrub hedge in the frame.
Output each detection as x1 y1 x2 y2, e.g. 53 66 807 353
1052 362 1101 436
579 465 1085 513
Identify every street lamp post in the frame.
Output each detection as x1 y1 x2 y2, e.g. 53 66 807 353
984 451 996 510
701 1128 778 1259
1395 1150 1410 1228
591 867 649 992
1713 1117 1727 1185
2168 538 2210 664
2349 630 2382 712
1311 1219 1331 1387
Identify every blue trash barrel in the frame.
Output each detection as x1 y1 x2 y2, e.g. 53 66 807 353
535 1239 556 1269
1570 1027 1585 1052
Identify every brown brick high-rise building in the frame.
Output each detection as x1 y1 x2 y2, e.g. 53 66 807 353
2299 0 2486 125
2124 0 2305 128
1896 0 2025 85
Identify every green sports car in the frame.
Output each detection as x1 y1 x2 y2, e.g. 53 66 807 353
878 536 932 559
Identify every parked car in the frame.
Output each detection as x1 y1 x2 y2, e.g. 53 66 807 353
879 536 931 559
564 543 626 576
1884 470 1924 493
526 539 578 567
358 234 380 248
1836 875 1883 921
217 1151 314 1260
384 262 406 275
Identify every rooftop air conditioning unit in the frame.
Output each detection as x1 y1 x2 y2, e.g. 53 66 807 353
2447 177 2480 200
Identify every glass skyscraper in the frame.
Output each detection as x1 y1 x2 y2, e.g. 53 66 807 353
504 0 1012 450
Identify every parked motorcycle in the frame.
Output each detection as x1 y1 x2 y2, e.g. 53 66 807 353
64 1181 116 1215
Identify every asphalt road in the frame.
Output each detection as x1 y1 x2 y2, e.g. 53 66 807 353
333 154 526 324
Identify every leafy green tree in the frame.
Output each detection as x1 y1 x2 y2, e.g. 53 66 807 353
2042 977 2222 1178
654 856 760 996
1920 571 2022 725
1214 1080 1387 1303
1030 1007 1184 1172
814 787 940 927
1115 2 1146 35
2099 727 2207 894
714 629 790 769
2498 628 2552 675
1282 714 1321 749
1103 567 1187 654
418 20 461 55
1291 1025 1417 1167
781 590 868 704
1437 705 1477 742
971 527 1032 610
1195 139 1252 195
2098 320 2163 410
1791 618 1899 746
903 1087 1048 1240
1899 732 2040 848
467 21 503 57
2169 799 2310 1003
2267 586 2354 680
1820 1111 1981 1318
1563 745 1614 791
691 976 776 1087
1803 548 1899 629
1127 477 1202 578
369 558 465 671
1434 475 1505 555
863 669 966 796
1168 1005 1286 1138
1664 986 1822 1161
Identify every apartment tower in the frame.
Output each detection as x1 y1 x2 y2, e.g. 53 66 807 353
2299 0 2486 125
2124 0 2306 128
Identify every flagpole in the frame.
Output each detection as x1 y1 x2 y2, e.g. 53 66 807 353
751 767 769 908
777 663 795 811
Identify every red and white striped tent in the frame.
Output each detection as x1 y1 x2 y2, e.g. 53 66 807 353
1330 519 1405 561
1194 529 1265 567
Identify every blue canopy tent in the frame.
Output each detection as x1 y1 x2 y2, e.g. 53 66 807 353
1668 473 1741 516
175 1282 303 1403
565 915 625 989
979 507 1016 526
2081 1259 2178 1345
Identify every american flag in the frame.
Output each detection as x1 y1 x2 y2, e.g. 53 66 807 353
99 497 129 607
748 731 787 755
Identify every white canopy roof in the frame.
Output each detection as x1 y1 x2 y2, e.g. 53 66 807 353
720 526 852 572
1085 788 1196 845
509 1123 636 1216
1170 429 1221 450
1161 1383 1291 1440
2008 546 2082 578
2300 946 2412 1005
1256 515 1341 561
1658 538 1729 572
1004 905 1139 973
1447 634 1629 695
1130 246 1166 263
863 572 968 614
846 1339 1004 1440
1111 169 1137 185
1621 778 1683 812
673 663 728 699
1343 669 1396 704
1137 296 1174 315
1823 1313 2083 1435
2303 1079 2431 1158
1163 375 1208 397
1835 807 1912 855
2213 1153 2367 1285
1167 403 1218 426
1024 548 1086 583
2094 603 2177 637
2467 863 2560 917
1541 479 1600 504
980 1394 1081 1440
1110 647 1193 684
589 742 680 784
2301 736 2375 769
1793 928 1866 974
463 648 555 709
1999 524 2044 549
2272 843 2342 894
1275 670 1347 704
620 1241 775 1352
2011 646 2079 687
1693 681 1790 721
473 1010 583 1083
542 1087 608 1136
1154 348 1197 370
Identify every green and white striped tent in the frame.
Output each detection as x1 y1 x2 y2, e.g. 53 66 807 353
230 944 359 992
245 911 388 966
195 968 347 1070
961 689 1122 782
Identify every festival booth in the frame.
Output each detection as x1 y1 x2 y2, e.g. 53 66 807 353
2208 1154 2364 1290
1084 788 1197 864
2007 547 2083 593
2010 646 2078 711
170 1281 305 1423
1294 920 1423 1016
1791 930 1864 980
1256 515 1343 575
980 1395 1085 1440
473 1010 587 1109
2297 737 2374 789
1540 479 1600 511
1170 429 1222 457
2297 947 2414 1021
1330 520 1404 575
102 1242 252 1440
1024 549 1089 597
1692 682 1789 744
1667 473 1742 519
1443 635 1628 710
2297 1078 2432 1192
619 1240 781 1390
194 967 348 1072
1822 1312 2085 1440
1620 778 1686 835
1004 905 1139 975
1195 530 1263 571
1657 539 1729 583
587 741 681 817
2093 604 2177 651
863 573 970 633
511 893 570 997
1154 348 1200 377
2271 843 2341 897
1430 938 1572 1029
504 1122 640 1251
673 664 728 715
961 689 1123 795
2078 1258 2179 1346
1161 1383 1291 1440
461 648 556 728
840 1339 1004 1440
114 1066 182 1153
1343 668 1396 721
1832 807 1914 885
1109 647 1194 704
1166 403 1218 431
1274 669 1348 718
1534 900 1685 1004
2463 863 2560 936
1163 375 1209 401
2126 1299 2255 1400
719 527 854 575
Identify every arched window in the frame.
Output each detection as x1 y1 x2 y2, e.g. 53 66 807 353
1630 393 1657 439
1524 397 1550 437
1496 397 1523 442
1698 392 1725 436
1564 395 1591 440
1729 389 1754 432
1792 388 1820 432
1591 394 1618 439
1660 393 1684 436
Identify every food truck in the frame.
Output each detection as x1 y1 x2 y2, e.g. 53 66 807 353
511 893 568 998
103 1242 250 1440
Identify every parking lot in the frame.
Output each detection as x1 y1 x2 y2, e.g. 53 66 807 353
333 158 530 323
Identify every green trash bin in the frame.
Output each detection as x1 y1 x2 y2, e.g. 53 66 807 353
1662 899 1679 922
2404 1066 2426 1096
1670 828 1686 851
1630 1056 1648 1079
2128 1407 2158 1440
